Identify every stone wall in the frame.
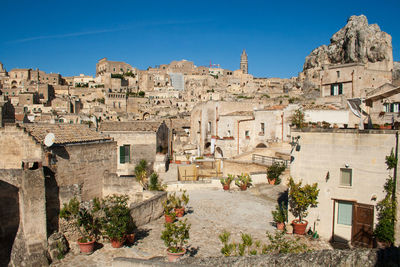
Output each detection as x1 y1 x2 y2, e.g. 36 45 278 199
0 125 42 169
103 172 143 198
113 248 400 266
130 191 167 227
0 168 48 267
51 141 117 202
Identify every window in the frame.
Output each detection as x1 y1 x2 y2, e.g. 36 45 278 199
384 103 400 113
245 130 250 138
337 201 353 226
119 145 130 164
336 71 340 78
340 168 352 186
207 121 211 133
330 83 343 96
260 123 265 134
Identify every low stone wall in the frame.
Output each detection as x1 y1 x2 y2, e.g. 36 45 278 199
103 172 143 198
130 191 167 227
113 247 400 267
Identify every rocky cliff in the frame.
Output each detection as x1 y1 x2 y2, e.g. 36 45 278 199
303 15 392 71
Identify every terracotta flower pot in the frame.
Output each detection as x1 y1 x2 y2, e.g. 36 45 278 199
77 239 95 254
292 219 308 235
276 222 285 230
165 214 175 223
110 237 125 248
167 248 186 262
223 184 230 191
240 184 247 191
268 178 276 185
175 207 185 217
125 233 135 245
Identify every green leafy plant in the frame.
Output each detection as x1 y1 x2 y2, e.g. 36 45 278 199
59 197 102 242
290 109 305 128
100 194 133 242
267 162 286 185
161 219 191 253
163 200 176 220
264 231 309 254
148 172 166 191
288 177 319 223
272 202 288 224
235 173 252 189
220 174 235 186
374 149 397 244
219 230 263 256
168 190 189 209
135 159 148 189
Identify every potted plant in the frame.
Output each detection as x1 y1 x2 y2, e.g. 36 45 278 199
161 219 191 262
59 197 102 254
220 174 235 191
163 200 176 223
101 194 132 248
267 162 286 185
288 177 319 235
169 191 189 217
125 217 137 246
271 202 288 230
235 173 252 191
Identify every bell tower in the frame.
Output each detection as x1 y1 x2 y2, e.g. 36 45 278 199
240 49 248 74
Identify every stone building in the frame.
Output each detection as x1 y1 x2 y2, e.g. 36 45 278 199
289 128 400 247
99 121 169 176
96 57 135 76
365 83 400 125
240 49 248 74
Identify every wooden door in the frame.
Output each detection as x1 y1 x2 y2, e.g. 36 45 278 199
351 203 374 247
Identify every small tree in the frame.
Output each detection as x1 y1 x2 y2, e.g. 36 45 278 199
161 219 191 253
267 162 286 185
374 149 397 244
291 109 305 128
288 177 319 223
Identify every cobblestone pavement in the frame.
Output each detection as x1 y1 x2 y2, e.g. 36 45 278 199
51 186 332 266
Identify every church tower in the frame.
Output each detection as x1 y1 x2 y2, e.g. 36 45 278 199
240 49 248 74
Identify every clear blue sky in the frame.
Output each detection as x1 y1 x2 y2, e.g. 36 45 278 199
1 0 399 78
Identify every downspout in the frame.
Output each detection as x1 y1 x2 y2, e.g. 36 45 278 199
216 106 219 138
351 70 354 98
237 116 255 155
392 131 398 239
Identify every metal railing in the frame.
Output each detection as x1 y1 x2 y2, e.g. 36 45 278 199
252 154 289 167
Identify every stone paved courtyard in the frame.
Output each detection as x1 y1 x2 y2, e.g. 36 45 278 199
51 185 332 266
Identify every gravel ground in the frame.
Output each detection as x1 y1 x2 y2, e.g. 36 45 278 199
51 185 332 266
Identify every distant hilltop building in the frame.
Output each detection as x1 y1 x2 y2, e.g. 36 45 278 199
240 49 248 74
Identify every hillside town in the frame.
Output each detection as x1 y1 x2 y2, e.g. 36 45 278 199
1 15 400 266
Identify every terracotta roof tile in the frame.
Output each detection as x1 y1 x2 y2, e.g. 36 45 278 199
20 123 111 145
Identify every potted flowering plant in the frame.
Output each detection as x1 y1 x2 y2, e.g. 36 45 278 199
271 202 288 230
161 219 191 262
288 177 319 235
220 174 235 190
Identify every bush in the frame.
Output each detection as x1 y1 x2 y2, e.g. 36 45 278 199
148 172 166 191
290 109 305 128
267 162 286 185
272 202 288 224
264 231 309 254
161 219 191 253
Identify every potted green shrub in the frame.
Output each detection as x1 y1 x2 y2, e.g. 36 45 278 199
288 177 319 235
169 190 189 217
267 162 286 185
100 194 132 248
271 202 288 230
220 174 235 191
163 200 176 223
59 197 102 254
161 219 191 262
235 173 252 191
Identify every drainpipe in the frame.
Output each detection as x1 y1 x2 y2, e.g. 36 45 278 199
392 131 398 241
237 116 255 155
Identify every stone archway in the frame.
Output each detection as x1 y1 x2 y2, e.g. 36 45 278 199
0 180 19 265
256 143 267 148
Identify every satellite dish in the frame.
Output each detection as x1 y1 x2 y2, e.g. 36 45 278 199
44 133 55 147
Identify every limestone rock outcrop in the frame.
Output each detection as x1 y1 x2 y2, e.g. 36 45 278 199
394 61 400 83
303 15 392 71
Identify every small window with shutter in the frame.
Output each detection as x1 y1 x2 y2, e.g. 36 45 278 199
340 168 352 186
119 145 130 164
